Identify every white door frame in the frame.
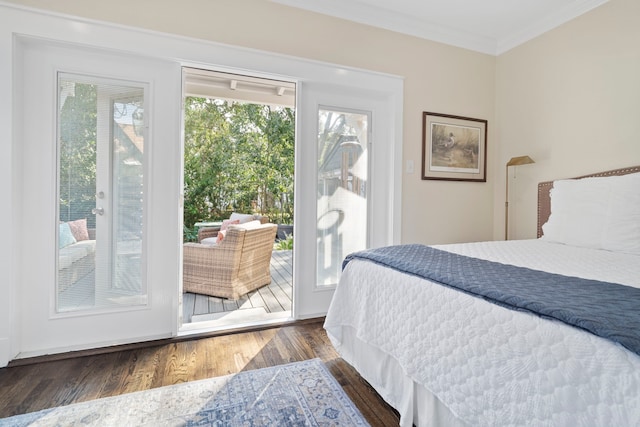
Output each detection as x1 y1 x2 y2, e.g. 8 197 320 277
0 3 402 365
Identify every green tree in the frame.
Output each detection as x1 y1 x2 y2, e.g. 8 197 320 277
59 82 97 227
183 98 295 230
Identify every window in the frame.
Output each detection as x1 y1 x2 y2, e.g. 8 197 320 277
316 107 369 287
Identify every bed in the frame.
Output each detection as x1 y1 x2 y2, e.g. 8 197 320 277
324 165 640 427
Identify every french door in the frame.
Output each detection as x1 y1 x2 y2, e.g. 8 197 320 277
14 39 399 357
316 106 371 287
17 37 180 357
57 74 147 312
294 82 398 318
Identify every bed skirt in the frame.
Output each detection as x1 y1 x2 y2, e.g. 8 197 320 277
326 325 467 427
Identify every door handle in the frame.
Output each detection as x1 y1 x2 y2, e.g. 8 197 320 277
92 207 105 216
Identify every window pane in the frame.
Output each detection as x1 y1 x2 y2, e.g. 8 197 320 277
112 96 144 295
57 74 146 312
317 108 368 287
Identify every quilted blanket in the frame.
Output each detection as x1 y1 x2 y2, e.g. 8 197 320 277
343 244 640 356
327 240 640 426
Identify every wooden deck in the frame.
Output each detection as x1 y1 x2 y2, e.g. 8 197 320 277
182 250 293 324
57 250 293 326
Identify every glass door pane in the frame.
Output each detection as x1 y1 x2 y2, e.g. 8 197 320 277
316 108 369 287
57 73 147 312
111 95 144 295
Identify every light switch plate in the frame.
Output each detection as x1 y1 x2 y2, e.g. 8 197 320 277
406 160 414 174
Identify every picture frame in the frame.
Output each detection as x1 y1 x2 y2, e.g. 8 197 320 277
422 112 487 182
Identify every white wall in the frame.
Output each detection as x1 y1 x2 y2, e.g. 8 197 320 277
495 0 640 239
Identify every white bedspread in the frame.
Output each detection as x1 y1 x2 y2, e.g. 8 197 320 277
324 239 640 426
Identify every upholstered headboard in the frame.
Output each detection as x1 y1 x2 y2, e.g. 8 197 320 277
537 165 640 238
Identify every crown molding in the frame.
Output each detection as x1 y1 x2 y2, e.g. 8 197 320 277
271 0 609 56
271 0 497 55
496 0 609 54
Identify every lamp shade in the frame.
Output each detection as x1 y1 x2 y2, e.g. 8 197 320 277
506 155 535 167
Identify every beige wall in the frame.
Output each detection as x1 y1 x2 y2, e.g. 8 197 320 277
5 0 497 245
9 0 639 243
495 0 640 239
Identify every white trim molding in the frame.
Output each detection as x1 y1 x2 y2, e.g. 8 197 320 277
271 0 609 55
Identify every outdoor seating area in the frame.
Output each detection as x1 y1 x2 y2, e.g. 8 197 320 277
182 249 292 323
183 218 278 300
58 220 96 293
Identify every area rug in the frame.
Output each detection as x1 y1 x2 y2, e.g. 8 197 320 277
0 358 369 426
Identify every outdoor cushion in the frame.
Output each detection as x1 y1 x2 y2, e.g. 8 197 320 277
67 218 90 241
59 223 77 249
220 218 240 231
229 212 256 224
201 237 218 246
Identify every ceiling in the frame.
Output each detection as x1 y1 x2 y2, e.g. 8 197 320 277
183 68 296 107
270 0 609 55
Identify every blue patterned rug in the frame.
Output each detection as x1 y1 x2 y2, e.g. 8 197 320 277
0 358 369 426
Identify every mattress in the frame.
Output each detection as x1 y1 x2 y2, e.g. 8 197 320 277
324 239 640 427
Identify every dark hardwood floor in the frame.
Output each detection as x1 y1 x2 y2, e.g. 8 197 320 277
0 319 400 426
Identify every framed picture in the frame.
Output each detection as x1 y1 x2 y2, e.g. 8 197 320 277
422 112 487 182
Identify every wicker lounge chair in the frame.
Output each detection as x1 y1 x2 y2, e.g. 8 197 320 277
183 222 278 299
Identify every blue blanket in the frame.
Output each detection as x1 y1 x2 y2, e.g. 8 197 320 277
343 244 640 357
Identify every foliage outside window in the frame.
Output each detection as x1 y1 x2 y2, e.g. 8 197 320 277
183 98 295 235
59 83 98 227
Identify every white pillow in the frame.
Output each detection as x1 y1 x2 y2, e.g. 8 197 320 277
229 212 256 224
230 220 262 230
541 176 609 249
542 172 640 255
601 172 640 255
